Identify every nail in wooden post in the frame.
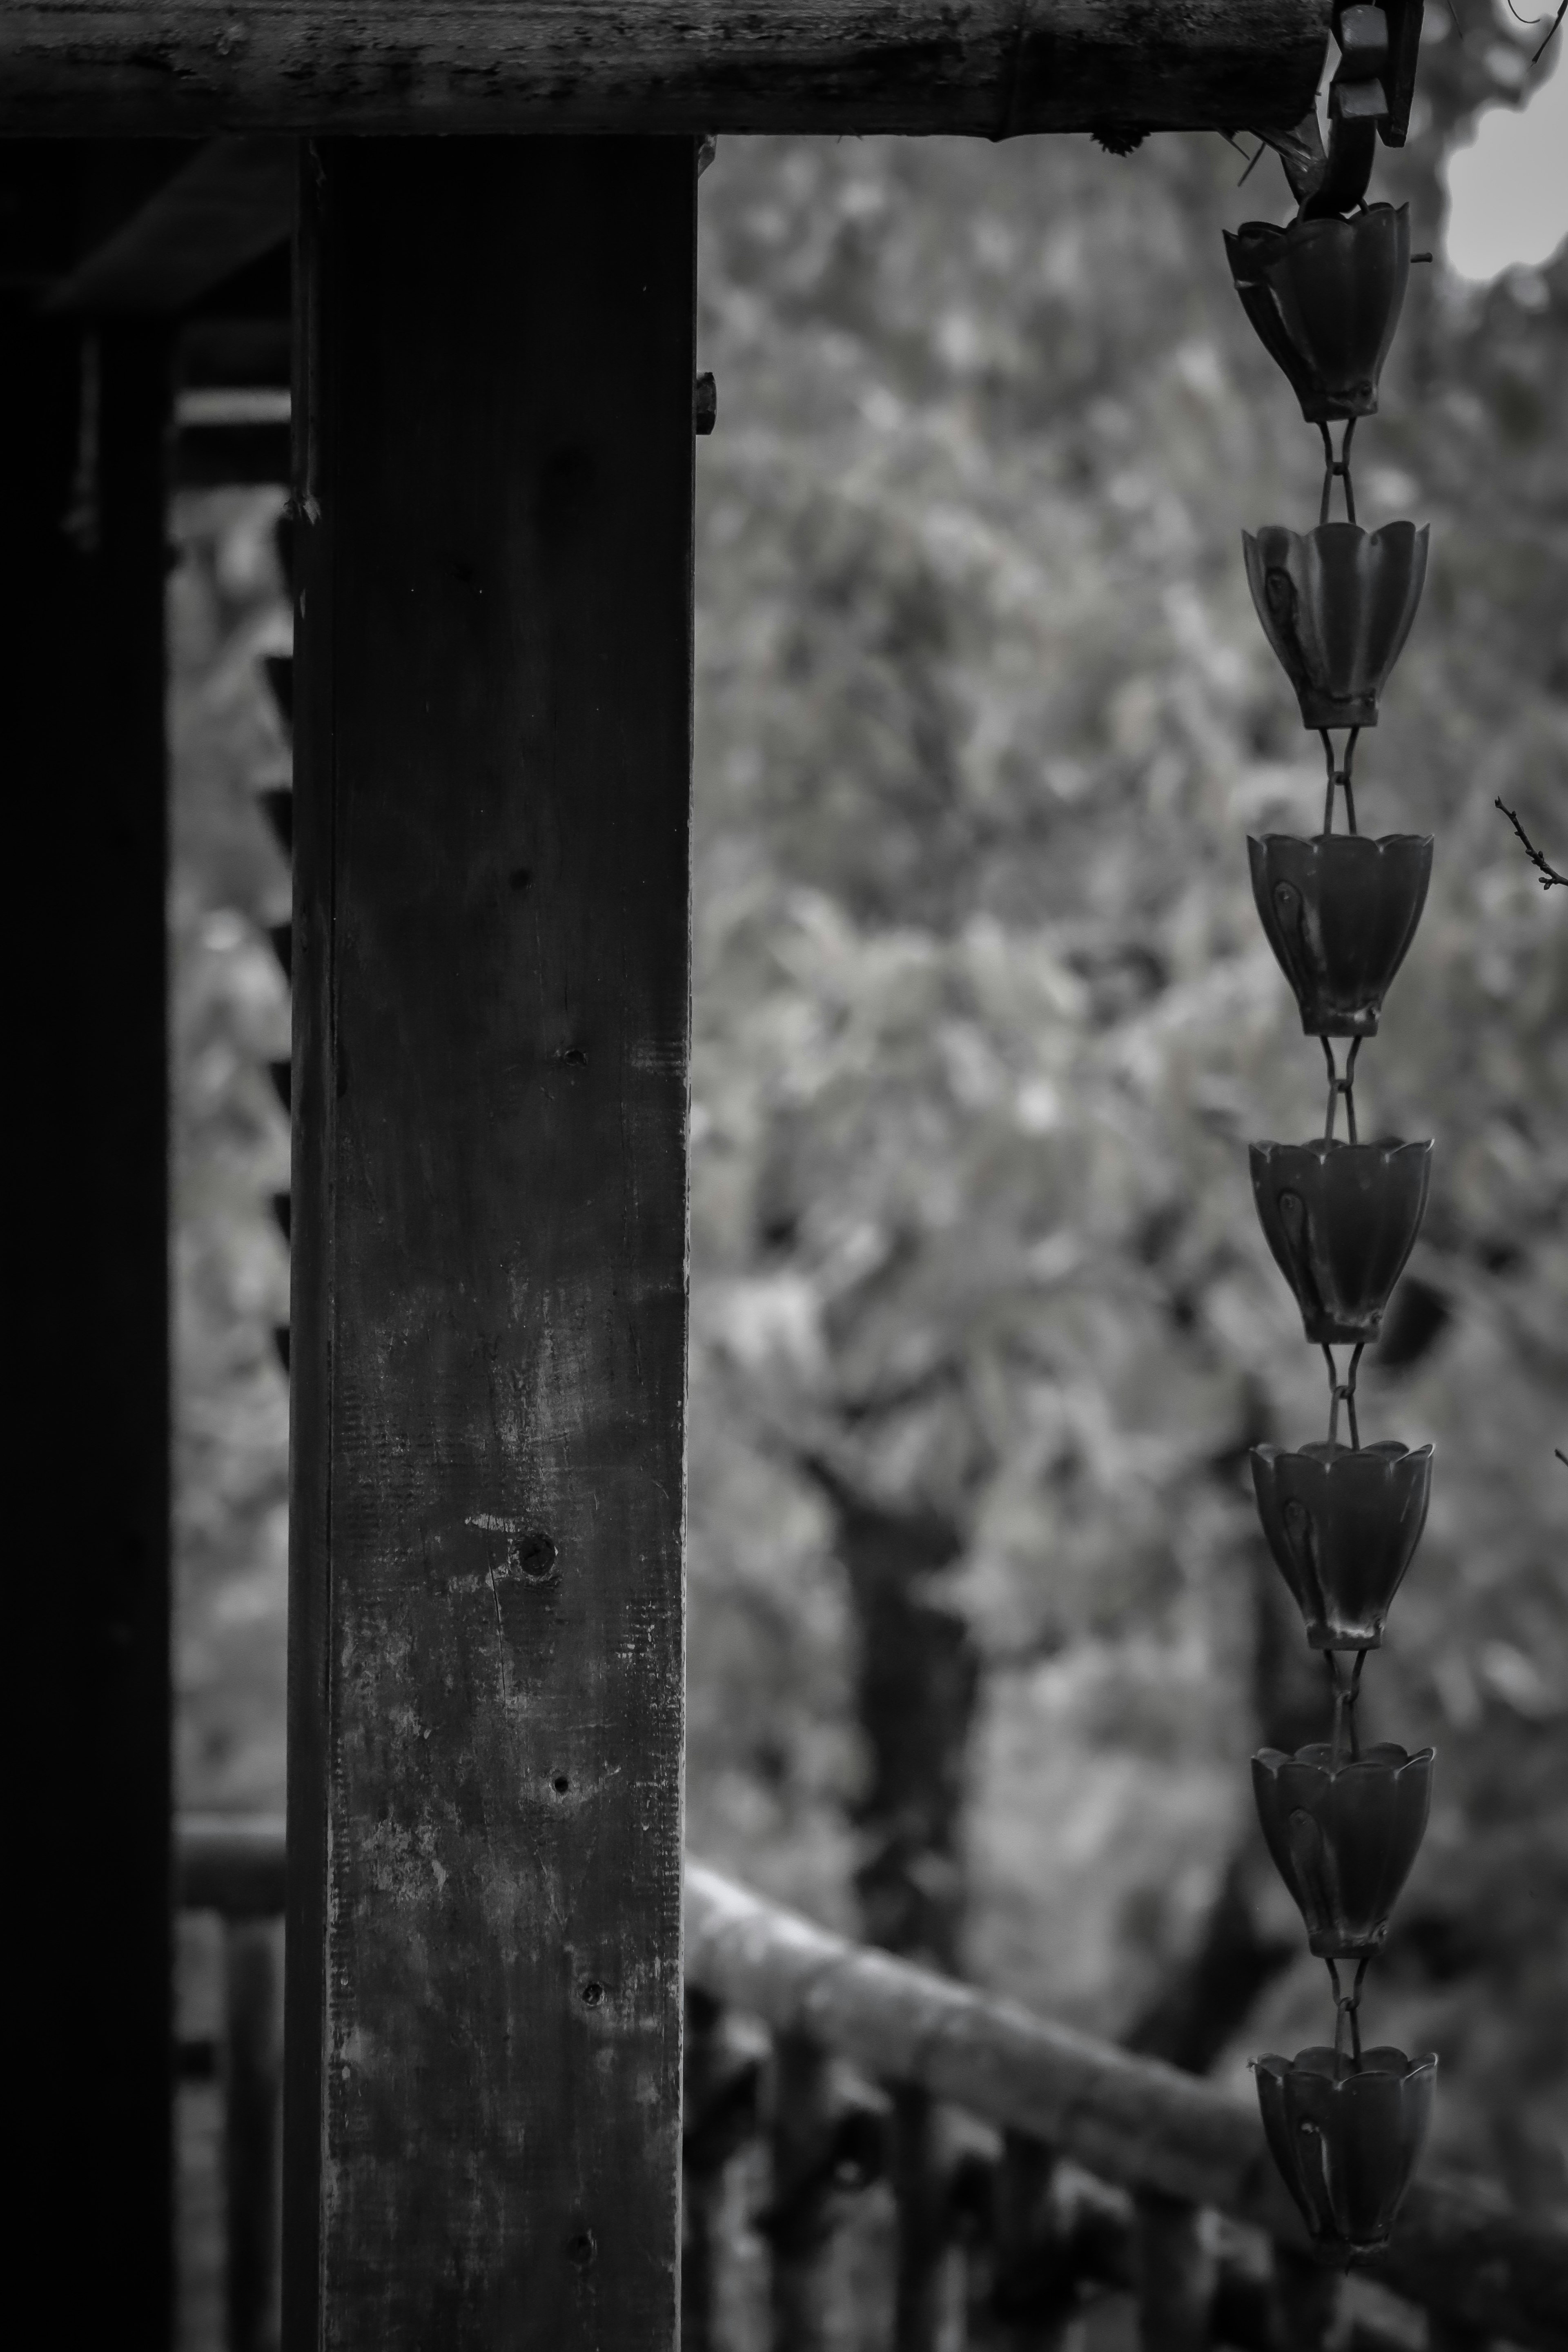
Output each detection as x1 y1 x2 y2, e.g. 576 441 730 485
283 136 695 2351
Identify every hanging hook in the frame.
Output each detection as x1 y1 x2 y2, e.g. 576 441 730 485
1320 1037 1362 1144
1300 7 1392 220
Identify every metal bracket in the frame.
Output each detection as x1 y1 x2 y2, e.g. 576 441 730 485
1261 0 1421 220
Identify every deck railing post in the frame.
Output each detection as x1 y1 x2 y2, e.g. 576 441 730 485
683 1990 764 2352
1134 2190 1217 2352
225 1918 281 2352
682 1989 722 2352
1267 2243 1341 2352
1269 2239 1345 2352
985 2132 1073 2351
768 2032 838 2352
283 134 695 2350
1426 2322 1491 2352
891 2083 949 2352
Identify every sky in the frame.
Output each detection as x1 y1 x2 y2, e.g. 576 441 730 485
1444 41 1568 278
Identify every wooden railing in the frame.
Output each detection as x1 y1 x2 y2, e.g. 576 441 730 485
176 1820 1567 2352
177 1817 287 2352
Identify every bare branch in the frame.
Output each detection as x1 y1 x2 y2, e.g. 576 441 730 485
1495 799 1568 890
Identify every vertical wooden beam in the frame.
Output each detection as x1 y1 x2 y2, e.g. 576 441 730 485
682 1990 727 2352
987 2133 1073 2351
1134 2190 1216 2352
1268 2243 1341 2352
7 292 173 2341
225 1918 282 2352
284 136 694 2351
768 2033 837 2352
1426 2321 1490 2352
891 2084 948 2352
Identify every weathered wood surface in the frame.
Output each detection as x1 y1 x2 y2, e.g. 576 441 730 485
0 2 1329 136
685 1864 1568 2350
9 304 174 2346
284 136 693 2352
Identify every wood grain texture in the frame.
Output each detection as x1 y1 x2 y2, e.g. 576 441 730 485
284 136 693 2352
0 2 1330 136
685 1864 1568 2349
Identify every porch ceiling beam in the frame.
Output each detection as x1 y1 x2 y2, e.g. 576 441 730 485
47 138 293 315
1 2 1330 139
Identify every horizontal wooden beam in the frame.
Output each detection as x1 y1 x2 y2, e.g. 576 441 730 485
180 1813 290 1915
1 2 1328 137
685 1864 1568 2351
47 138 293 314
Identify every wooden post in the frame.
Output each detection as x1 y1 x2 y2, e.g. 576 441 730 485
7 296 173 2344
283 137 694 2350
1427 2326 1491 2352
1269 2244 1341 2352
1133 2190 1217 2352
987 2133 1073 2352
682 1990 726 2352
891 2084 949 2352
225 1918 282 2352
768 2032 837 2352
683 1990 762 2352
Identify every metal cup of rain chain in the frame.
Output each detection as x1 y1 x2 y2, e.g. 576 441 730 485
1244 521 1428 729
1224 205 1410 423
1250 1438 1433 1649
1255 2046 1437 2259
1249 833 1432 1038
1250 1136 1430 1345
1232 26 1446 2264
1252 1742 1433 1955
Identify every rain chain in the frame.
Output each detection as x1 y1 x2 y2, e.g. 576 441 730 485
1225 3 1439 2265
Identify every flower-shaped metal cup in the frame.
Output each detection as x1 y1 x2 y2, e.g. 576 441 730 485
1250 1137 1430 1345
1243 522 1428 730
1224 206 1410 423
1250 1439 1433 1650
1252 1742 1433 1954
1256 2045 1436 2257
1249 833 1432 1038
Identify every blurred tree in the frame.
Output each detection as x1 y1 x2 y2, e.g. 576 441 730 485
684 0 1568 2210
171 0 1568 2223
